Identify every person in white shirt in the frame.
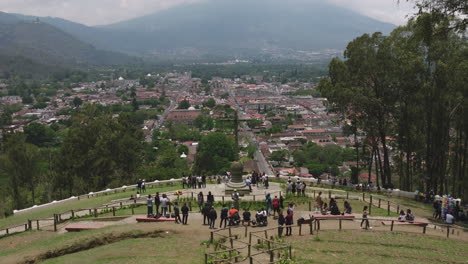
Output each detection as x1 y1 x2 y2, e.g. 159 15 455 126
446 213 454 224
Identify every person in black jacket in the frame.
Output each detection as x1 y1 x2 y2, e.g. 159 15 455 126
207 191 215 206
154 192 161 215
209 206 217 229
278 211 285 237
181 203 189 225
220 205 229 228
202 203 211 225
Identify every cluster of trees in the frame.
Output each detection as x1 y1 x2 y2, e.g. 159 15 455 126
193 132 236 175
292 143 356 177
319 6 467 199
0 105 188 216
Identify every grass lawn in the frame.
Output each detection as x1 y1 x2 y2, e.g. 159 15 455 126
0 183 183 229
292 230 468 264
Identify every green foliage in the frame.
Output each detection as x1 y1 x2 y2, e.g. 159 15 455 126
203 98 216 108
72 97 83 107
269 149 289 162
178 99 190 109
194 132 236 175
24 122 56 147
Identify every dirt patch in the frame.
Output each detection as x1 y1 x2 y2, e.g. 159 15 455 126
21 230 167 264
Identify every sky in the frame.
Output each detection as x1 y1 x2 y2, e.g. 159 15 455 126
0 0 416 26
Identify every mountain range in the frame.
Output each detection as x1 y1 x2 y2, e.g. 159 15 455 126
0 0 396 70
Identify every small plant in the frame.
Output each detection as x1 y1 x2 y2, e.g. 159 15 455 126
313 236 321 242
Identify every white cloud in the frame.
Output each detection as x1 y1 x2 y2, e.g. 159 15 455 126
0 0 416 26
327 0 416 25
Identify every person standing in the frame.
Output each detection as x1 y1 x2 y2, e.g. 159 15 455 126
197 192 204 212
272 196 280 216
361 206 369 229
202 175 207 188
220 204 229 228
296 181 301 196
202 203 211 225
207 191 215 206
285 209 293 236
182 176 187 189
279 195 284 209
278 211 285 237
301 181 306 196
315 192 323 212
181 203 189 225
161 194 169 217
146 194 153 217
265 193 272 215
142 180 146 193
137 179 142 193
231 189 240 209
154 192 161 215
197 176 203 189
173 202 181 224
209 206 217 229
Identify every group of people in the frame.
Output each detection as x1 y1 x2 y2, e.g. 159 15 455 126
285 177 306 196
398 209 415 223
433 199 466 224
245 171 269 190
181 175 207 189
144 192 171 217
136 179 146 193
277 204 296 237
314 192 353 215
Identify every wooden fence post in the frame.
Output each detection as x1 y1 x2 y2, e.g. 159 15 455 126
391 220 394 231
396 205 400 214
210 231 214 243
362 193 365 201
378 199 381 208
94 208 98 217
423 225 426 234
387 201 390 216
24 224 28 231
53 214 57 232
222 196 225 203
339 219 342 230
328 190 331 199
112 207 116 216
36 220 39 230
264 230 268 239
308 201 312 211
71 210 75 219
131 207 135 215
28 220 32 230
447 226 450 238
309 221 313 235
369 196 372 215
346 192 349 199
245 225 248 238
299 224 302 235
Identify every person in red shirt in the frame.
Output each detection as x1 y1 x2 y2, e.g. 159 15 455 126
285 209 293 236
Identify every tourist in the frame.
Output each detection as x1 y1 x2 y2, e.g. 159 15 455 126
202 203 211 225
154 192 161 215
329 198 340 215
174 202 181 224
361 206 369 229
209 206 217 229
286 181 292 195
279 195 284 209
315 192 323 212
161 194 169 217
229 206 239 226
288 203 295 214
406 209 415 223
435 200 442 220
398 210 406 222
220 204 229 228
301 181 306 196
265 193 272 215
285 209 293 236
296 181 301 197
264 176 269 189
321 203 328 215
147 194 153 217
243 209 251 225
291 181 296 195
141 180 146 193
272 196 280 216
197 192 204 212
344 201 352 214
246 176 252 192
191 176 197 189
445 212 455 224
136 192 141 199
278 211 285 237
197 176 203 189
202 175 207 188
454 200 461 220
231 189 240 209
181 203 189 225
137 179 142 193
207 191 214 206
182 176 187 189
129 194 135 200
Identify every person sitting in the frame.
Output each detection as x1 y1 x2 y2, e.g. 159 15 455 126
406 209 415 223
329 198 340 215
228 206 239 226
344 201 352 214
445 212 455 224
243 209 251 225
129 194 135 200
136 192 141 199
398 210 406 222
321 203 328 215
255 208 268 226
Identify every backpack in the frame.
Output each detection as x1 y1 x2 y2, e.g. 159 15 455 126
273 199 279 209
